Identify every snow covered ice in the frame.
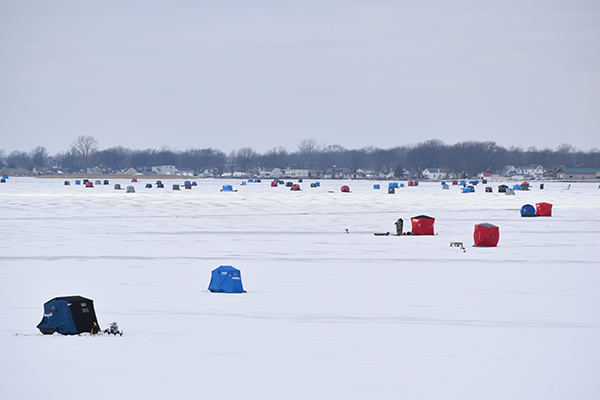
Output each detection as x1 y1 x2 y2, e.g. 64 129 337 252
1 178 599 399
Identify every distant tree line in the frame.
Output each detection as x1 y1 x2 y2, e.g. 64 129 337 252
1 136 599 177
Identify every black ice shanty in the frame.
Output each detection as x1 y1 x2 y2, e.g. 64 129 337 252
37 296 99 335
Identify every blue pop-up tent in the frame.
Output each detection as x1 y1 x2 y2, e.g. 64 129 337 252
37 296 99 335
208 266 245 293
520 204 536 217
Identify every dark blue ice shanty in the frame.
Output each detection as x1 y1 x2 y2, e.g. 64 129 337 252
208 266 245 293
36 296 99 335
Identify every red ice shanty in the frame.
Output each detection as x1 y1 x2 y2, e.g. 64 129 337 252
410 215 435 235
535 202 553 217
473 223 500 247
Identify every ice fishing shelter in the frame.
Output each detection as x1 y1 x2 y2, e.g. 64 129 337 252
536 202 553 217
37 296 99 335
520 204 536 217
341 185 351 192
473 223 499 247
498 184 508 193
208 266 245 293
410 215 435 235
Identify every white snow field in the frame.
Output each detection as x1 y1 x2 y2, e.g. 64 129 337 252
1 177 599 400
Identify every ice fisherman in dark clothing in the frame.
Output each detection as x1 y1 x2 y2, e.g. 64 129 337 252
395 218 403 235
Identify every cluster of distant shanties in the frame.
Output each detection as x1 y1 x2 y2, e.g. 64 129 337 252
1 165 600 182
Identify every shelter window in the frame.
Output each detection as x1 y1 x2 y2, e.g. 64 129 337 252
82 308 89 313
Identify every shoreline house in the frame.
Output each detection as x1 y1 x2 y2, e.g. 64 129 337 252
516 165 545 178
260 168 284 179
152 165 177 175
33 166 57 175
0 167 33 177
285 168 309 178
422 168 446 180
556 167 600 180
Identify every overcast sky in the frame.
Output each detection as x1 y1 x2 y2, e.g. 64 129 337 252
1 0 599 155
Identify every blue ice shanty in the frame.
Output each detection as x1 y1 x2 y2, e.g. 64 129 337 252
37 296 99 335
520 204 536 217
222 185 233 191
208 266 245 293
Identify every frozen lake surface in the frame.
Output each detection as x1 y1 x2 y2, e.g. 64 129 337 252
1 177 599 399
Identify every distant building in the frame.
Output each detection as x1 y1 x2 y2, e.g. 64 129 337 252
86 167 102 174
285 168 309 178
516 165 545 177
152 165 176 175
502 165 517 177
259 168 283 178
0 167 33 177
177 168 195 176
199 169 217 178
422 168 446 180
556 168 600 180
120 167 138 175
33 166 57 175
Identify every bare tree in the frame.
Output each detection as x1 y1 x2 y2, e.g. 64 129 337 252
7 150 32 169
260 146 289 169
297 138 320 169
71 135 98 173
298 138 318 154
236 147 258 172
53 150 78 173
97 146 132 171
406 139 447 175
30 146 49 166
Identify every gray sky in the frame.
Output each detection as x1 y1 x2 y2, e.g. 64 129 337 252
1 0 599 155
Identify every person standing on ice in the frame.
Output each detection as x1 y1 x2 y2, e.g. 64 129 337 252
395 218 403 235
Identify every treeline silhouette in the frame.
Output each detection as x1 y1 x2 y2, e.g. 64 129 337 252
2 137 599 177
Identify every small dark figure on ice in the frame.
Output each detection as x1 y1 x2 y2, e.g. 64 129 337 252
395 218 403 235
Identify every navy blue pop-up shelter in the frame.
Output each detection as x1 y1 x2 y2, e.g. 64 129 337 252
208 266 245 293
37 296 99 335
